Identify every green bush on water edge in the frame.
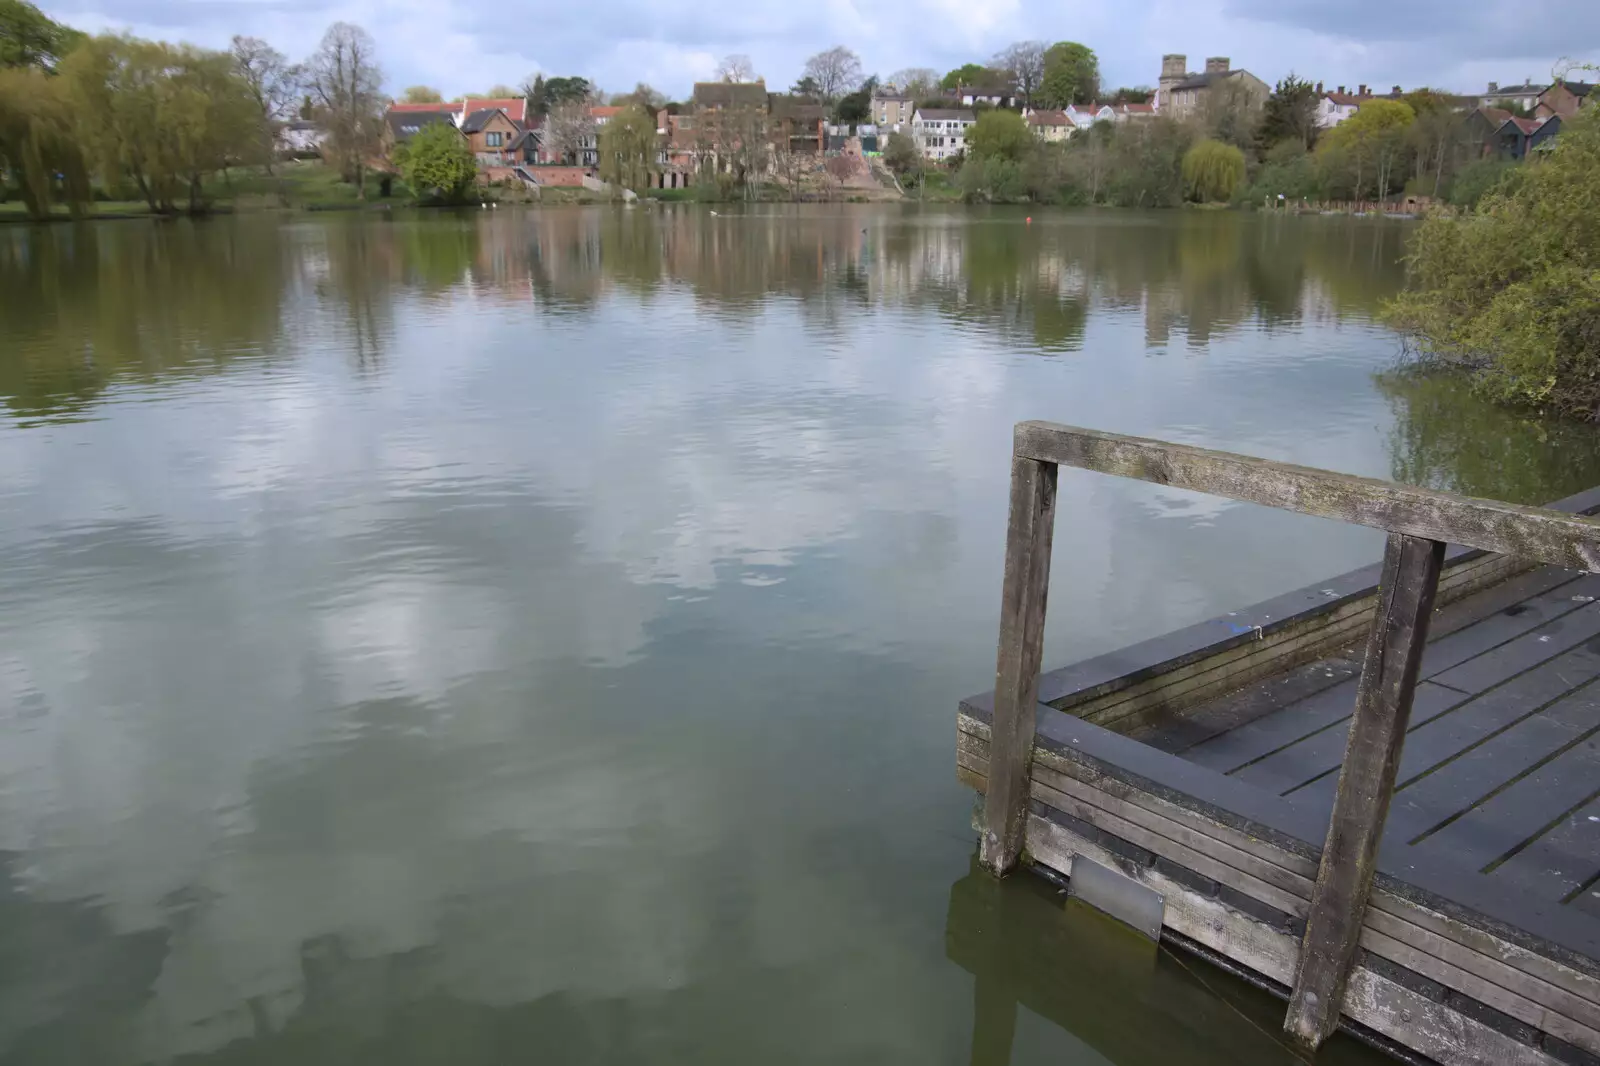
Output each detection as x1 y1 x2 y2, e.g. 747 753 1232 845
1382 105 1600 422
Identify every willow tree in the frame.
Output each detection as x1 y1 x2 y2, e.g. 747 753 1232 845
1182 138 1245 202
0 66 90 217
597 104 658 191
64 35 257 213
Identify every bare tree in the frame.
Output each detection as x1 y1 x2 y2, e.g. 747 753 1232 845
716 54 756 83
304 22 384 197
803 46 863 104
231 35 299 172
993 41 1045 105
542 99 595 164
888 67 939 99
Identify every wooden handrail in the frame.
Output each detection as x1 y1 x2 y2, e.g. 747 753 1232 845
980 423 1599 1054
1015 422 1600 571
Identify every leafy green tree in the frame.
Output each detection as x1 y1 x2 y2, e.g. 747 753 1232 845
959 155 1023 201
394 121 475 201
1039 42 1098 107
1242 140 1321 203
0 0 82 69
543 76 590 107
597 103 657 190
883 130 919 174
401 85 442 103
1182 138 1245 201
941 63 996 91
965 108 1033 162
522 73 546 116
1382 107 1600 418
1256 73 1318 151
1316 97 1413 200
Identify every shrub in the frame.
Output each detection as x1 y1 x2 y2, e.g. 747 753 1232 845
1382 108 1600 419
394 123 477 203
1444 157 1523 210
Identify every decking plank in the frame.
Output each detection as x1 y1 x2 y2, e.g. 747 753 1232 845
1133 656 1361 754
1379 686 1600 848
1421 571 1599 677
1490 795 1600 905
1229 682 1461 796
1180 575 1600 776
1430 597 1600 694
1274 645 1600 806
1412 729 1600 872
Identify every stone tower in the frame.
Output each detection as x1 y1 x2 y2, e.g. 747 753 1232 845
1158 54 1188 111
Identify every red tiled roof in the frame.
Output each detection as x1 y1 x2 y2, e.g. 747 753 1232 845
1504 116 1541 134
1479 106 1513 124
590 106 622 118
1027 109 1071 126
1323 92 1364 106
461 97 526 123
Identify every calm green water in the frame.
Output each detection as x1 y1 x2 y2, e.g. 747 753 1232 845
2 206 1599 1065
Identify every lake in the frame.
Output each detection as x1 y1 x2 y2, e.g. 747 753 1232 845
3 205 1599 1065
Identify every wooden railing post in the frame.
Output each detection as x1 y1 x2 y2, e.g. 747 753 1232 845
1284 532 1446 1050
980 452 1058 876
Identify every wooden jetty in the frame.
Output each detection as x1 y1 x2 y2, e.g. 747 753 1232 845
957 422 1600 1066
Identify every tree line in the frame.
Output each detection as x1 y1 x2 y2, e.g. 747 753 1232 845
874 69 1544 210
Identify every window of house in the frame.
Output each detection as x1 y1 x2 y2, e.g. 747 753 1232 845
487 132 503 147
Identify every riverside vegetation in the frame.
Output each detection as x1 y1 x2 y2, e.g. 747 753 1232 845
884 73 1545 210
1383 104 1600 421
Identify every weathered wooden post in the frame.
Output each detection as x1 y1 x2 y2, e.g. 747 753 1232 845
1285 532 1445 1050
979 445 1058 875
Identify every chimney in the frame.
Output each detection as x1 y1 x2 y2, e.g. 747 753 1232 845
1392 84 1402 95
1337 85 1345 95
1487 81 1498 92
1205 57 1230 75
1315 81 1324 93
1161 54 1187 80
1358 84 1369 96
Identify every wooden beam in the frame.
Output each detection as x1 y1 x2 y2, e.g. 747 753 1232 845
1285 532 1447 1051
980 454 1058 875
1014 422 1600 572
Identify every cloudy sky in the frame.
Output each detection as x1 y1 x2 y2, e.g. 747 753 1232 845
39 0 1600 105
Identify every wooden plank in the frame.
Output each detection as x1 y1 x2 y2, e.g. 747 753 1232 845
1290 651 1600 830
1287 533 1447 1051
1025 810 1563 1066
1422 572 1600 678
1415 732 1600 872
1375 685 1600 847
1013 421 1600 572
1184 574 1600 776
1491 795 1600 905
961 700 1600 974
1230 682 1462 797
1430 601 1600 694
1257 640 1600 803
1134 657 1362 754
962 721 1600 1036
980 454 1058 875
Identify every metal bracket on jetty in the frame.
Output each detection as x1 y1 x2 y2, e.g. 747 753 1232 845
958 421 1600 1065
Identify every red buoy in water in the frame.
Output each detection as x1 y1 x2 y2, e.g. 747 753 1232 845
1026 217 1032 223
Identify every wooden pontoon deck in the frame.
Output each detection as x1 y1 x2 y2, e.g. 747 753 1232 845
956 424 1600 1066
